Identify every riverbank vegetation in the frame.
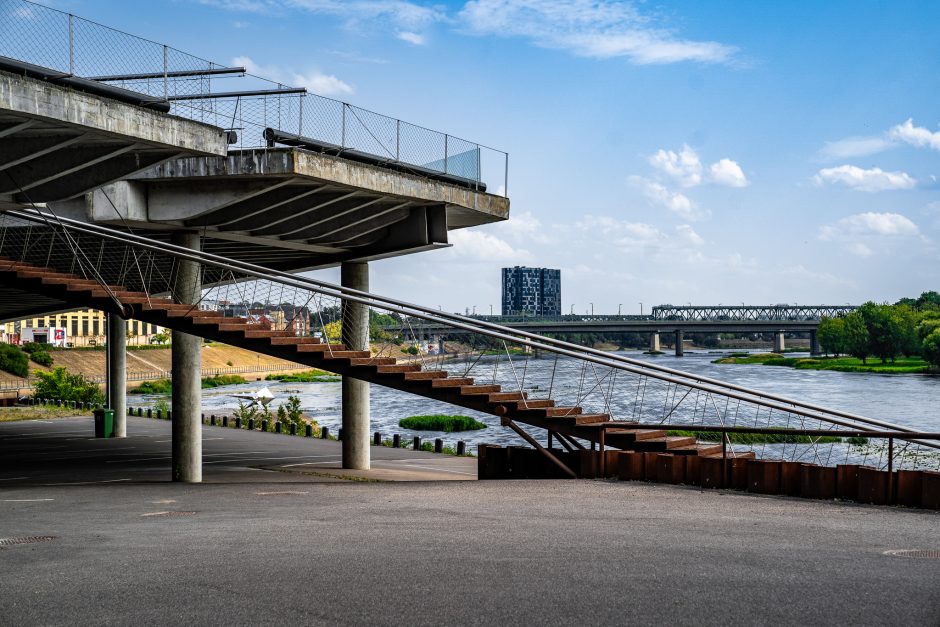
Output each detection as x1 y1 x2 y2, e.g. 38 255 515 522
131 374 248 394
0 405 83 422
714 353 930 373
0 343 29 377
265 369 340 383
816 292 940 367
398 415 487 432
33 367 103 404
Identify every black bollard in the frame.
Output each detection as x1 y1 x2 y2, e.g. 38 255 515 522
456 441 466 456
137 407 142 416
392 434 401 448
274 421 282 433
222 416 229 427
167 410 172 422
290 423 297 436
413 436 421 451
374 432 381 446
320 426 329 440
210 415 216 426
305 424 313 437
156 410 162 420
147 408 152 419
434 438 443 454
338 428 343 441
248 418 255 431
261 419 268 432
235 417 242 429
128 407 133 416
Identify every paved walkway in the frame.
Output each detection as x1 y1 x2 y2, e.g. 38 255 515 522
1 416 938 625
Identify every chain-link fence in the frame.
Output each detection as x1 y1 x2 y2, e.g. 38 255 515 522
0 0 507 193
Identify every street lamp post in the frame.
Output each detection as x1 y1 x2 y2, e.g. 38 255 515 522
638 302 643 316
618 303 622 315
589 302 594 316
570 304 574 315
489 304 493 316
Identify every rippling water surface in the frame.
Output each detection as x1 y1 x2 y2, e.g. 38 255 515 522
128 349 940 454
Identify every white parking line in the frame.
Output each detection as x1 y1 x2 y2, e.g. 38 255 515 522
106 451 273 463
204 454 341 465
0 476 30 481
3 498 54 502
42 478 132 486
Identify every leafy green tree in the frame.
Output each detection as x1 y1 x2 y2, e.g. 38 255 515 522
857 302 903 363
33 367 104 404
816 317 845 356
915 291 940 311
842 312 870 363
922 330 940 367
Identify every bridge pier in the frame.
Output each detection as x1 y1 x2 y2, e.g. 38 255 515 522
773 332 785 353
341 261 370 471
106 314 127 437
170 232 202 483
649 332 661 352
674 330 684 357
810 330 822 356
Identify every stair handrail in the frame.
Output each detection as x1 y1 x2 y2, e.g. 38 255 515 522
4 207 930 440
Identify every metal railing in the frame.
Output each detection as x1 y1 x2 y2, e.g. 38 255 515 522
0 0 507 193
1 208 937 472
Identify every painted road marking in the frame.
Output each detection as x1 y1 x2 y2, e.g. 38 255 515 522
203 454 341 465
106 451 273 463
0 476 30 481
3 498 54 502
42 478 132 486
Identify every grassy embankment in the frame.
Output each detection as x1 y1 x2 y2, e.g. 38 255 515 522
0 406 81 422
265 369 340 383
713 353 932 374
131 374 248 394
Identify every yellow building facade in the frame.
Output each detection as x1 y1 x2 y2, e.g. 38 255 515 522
2 309 165 347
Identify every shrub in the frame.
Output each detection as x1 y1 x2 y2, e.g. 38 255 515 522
201 374 247 388
399 415 487 432
20 342 41 355
266 370 339 383
29 349 53 366
406 345 419 355
0 344 29 378
33 367 104 404
131 379 172 394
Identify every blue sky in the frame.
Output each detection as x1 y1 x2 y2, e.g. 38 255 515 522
38 0 940 313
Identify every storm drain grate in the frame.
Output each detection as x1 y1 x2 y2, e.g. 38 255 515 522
141 511 196 518
0 536 56 546
883 549 940 559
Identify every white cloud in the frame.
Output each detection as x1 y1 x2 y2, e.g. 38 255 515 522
575 216 704 252
820 212 919 242
814 165 916 192
396 31 426 45
629 176 709 221
234 56 353 96
648 145 702 187
458 0 737 65
888 118 940 151
448 229 532 262
708 158 749 187
845 242 873 257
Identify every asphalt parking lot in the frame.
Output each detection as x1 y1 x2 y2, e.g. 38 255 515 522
1 416 938 626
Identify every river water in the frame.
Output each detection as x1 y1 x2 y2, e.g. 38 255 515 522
128 349 940 455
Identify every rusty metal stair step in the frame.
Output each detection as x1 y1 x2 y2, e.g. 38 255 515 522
296 343 348 353
628 436 698 452
544 413 607 425
270 336 322 345
430 377 475 388
668 443 724 456
349 357 397 367
514 406 583 418
376 364 421 373
456 384 501 395
605 428 668 441
402 371 448 380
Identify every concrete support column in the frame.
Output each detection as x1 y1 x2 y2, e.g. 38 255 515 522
341 261 370 470
810 330 822 356
170 232 202 483
773 332 785 353
675 330 685 357
107 313 127 437
649 332 660 352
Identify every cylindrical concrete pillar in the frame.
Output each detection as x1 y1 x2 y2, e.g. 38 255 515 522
649 332 660 352
674 330 684 357
171 232 202 483
341 261 370 470
773 331 786 353
107 313 127 437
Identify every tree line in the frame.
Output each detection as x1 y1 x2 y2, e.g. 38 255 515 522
817 291 940 366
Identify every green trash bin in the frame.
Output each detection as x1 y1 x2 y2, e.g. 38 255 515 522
94 408 114 438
